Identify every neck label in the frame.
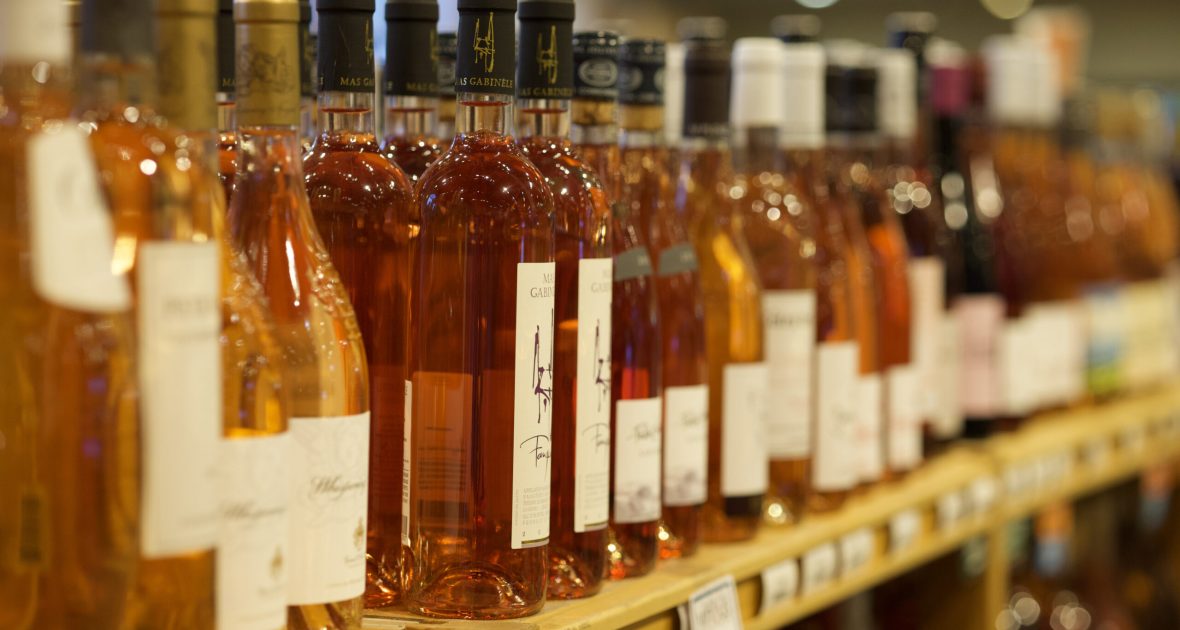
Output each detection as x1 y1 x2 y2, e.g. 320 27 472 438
517 18 573 100
456 9 516 96
318 11 376 93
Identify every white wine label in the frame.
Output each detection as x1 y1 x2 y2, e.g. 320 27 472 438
957 295 1005 417
401 380 412 548
575 257 612 533
856 373 884 483
722 362 769 497
287 413 370 604
934 313 964 439
886 364 921 472
512 261 556 549
217 433 291 630
908 257 945 422
137 242 220 558
28 126 130 313
1001 316 1037 416
762 290 816 460
814 341 859 492
612 397 662 524
663 384 708 506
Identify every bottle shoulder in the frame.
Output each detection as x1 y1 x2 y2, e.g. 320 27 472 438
417 136 554 215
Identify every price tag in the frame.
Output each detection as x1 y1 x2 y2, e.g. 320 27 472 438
889 509 921 553
1121 426 1147 454
839 528 874 575
687 575 743 630
759 558 799 614
801 543 838 595
970 477 999 517
1083 438 1111 469
1005 461 1036 497
937 490 966 530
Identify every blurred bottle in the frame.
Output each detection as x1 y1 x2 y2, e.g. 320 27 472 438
216 0 237 202
771 14 821 44
381 0 445 182
436 32 457 140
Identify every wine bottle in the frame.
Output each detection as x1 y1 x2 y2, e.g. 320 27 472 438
407 0 557 618
514 1 619 591
381 0 445 181
0 2 137 625
730 38 818 526
229 1 371 627
677 39 768 543
618 39 708 559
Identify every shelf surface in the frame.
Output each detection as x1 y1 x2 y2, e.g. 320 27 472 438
364 384 1180 630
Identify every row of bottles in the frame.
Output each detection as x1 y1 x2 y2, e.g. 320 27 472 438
5 1 1180 628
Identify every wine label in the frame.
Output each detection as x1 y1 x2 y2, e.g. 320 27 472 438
614 246 653 282
287 413 370 604
1001 316 1037 416
657 243 699 276
137 242 221 558
618 39 666 106
886 365 921 472
27 126 130 313
384 2 439 97
762 290 816 460
217 433 291 630
575 258 613 533
613 397 662 524
856 372 884 483
401 380 412 548
317 11 376 93
573 31 620 101
663 384 708 506
957 294 1005 417
517 8 574 100
217 3 234 92
456 6 516 96
908 257 945 421
813 342 858 492
1083 286 1125 396
512 262 556 549
721 362 770 497
934 313 964 439
437 32 457 96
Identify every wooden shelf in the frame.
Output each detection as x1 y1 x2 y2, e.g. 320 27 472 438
364 385 1180 630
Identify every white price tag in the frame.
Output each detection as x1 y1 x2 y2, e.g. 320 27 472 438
937 491 966 530
839 528 874 575
687 575 743 630
969 477 999 517
1004 462 1036 497
801 543 838 595
889 509 921 553
759 558 799 614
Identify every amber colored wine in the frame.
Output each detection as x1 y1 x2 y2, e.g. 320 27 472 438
0 4 138 625
229 2 371 628
731 39 819 526
406 0 556 619
381 0 444 181
303 0 416 610
155 2 292 628
679 40 767 544
517 17 619 591
619 39 708 559
78 1 222 625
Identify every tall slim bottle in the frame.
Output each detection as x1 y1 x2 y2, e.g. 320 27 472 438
381 0 445 182
619 39 708 559
435 32 458 140
0 2 138 626
216 0 237 201
731 38 818 526
677 40 768 543
407 0 557 618
77 0 220 626
515 3 618 592
302 0 415 610
824 54 886 487
229 1 371 627
785 43 859 512
155 2 291 629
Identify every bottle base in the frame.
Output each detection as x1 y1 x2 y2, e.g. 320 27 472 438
547 546 605 600
408 563 545 620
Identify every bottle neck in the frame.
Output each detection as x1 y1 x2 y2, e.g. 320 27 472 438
733 126 780 175
217 90 236 135
570 99 617 147
517 98 570 141
384 94 439 140
316 91 375 136
619 105 665 148
76 54 158 121
237 125 304 186
456 92 514 138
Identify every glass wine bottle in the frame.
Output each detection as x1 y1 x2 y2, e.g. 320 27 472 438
677 39 768 543
78 0 223 625
570 30 622 199
381 0 445 182
619 39 708 559
155 2 292 629
407 0 557 618
514 2 618 592
228 1 371 627
303 0 416 610
0 2 138 626
731 38 819 526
